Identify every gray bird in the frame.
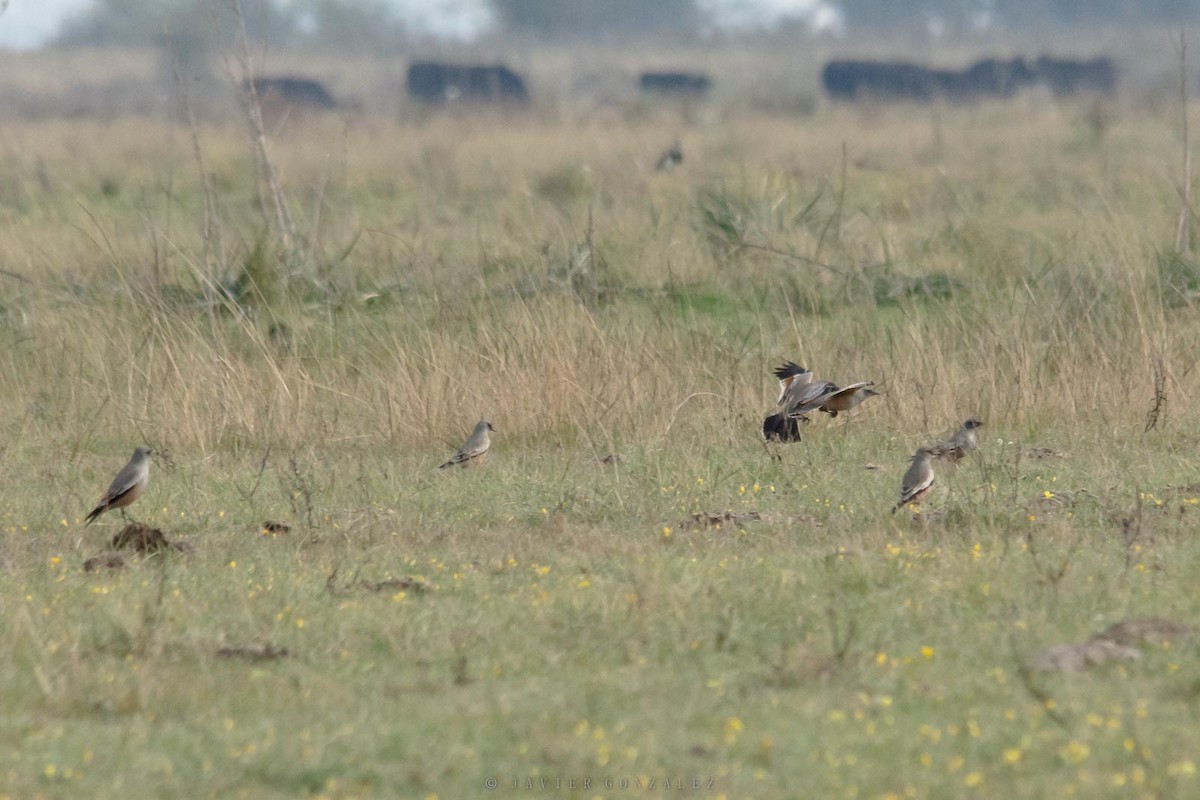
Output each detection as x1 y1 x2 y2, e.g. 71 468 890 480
891 447 935 514
439 420 495 469
939 418 984 463
763 362 816 442
85 447 153 525
817 381 880 418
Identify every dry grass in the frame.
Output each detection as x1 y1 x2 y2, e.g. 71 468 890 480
1 39 1200 798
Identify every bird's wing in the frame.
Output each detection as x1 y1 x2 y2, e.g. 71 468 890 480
900 461 934 501
103 460 143 501
787 380 837 415
773 363 812 406
458 430 490 460
773 361 809 381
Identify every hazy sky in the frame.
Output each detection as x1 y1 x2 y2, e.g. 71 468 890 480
0 0 839 50
0 0 92 49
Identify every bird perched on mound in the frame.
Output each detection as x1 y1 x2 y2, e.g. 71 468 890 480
439 420 495 469
892 446 935 514
937 418 984 463
762 361 879 441
85 447 153 525
655 140 683 171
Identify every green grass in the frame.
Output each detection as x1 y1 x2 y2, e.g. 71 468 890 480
2 41 1200 799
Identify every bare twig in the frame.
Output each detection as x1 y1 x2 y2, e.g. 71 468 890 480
1010 633 1069 730
825 604 858 667
239 443 272 502
225 0 296 252
1175 32 1192 254
171 33 224 317
1121 488 1144 572
1144 356 1166 432
814 141 847 260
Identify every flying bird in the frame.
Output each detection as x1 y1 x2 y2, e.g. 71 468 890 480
762 362 879 440
939 418 984 463
439 420 495 469
85 447 153 525
891 447 935 514
762 362 821 442
817 381 880 417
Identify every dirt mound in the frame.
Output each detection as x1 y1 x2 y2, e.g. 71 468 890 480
83 553 126 572
1094 617 1191 648
216 642 290 662
1028 617 1191 673
111 523 170 553
681 510 764 530
324 568 431 596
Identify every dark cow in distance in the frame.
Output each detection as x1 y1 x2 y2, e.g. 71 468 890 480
822 60 941 102
639 71 712 96
822 58 1035 102
823 55 1115 102
1035 56 1117 96
406 62 528 105
961 57 1037 98
247 77 337 110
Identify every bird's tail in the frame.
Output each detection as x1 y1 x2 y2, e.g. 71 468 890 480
762 413 802 442
84 504 105 525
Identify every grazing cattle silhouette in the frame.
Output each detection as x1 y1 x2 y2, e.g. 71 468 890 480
247 77 337 110
823 55 1113 102
822 60 941 101
1034 56 1117 96
961 57 1037 97
639 72 712 96
406 62 528 105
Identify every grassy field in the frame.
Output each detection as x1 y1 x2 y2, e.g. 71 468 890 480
2 40 1200 799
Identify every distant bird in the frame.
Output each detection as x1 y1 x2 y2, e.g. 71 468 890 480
939 418 984 463
85 447 153 525
817 381 880 417
439 420 495 469
891 447 935 514
655 140 683 171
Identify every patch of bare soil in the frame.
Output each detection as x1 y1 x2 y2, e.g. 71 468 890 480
324 568 431 595
216 642 290 662
681 510 764 530
83 553 126 572
360 576 430 594
1094 617 1192 648
1028 617 1192 673
678 510 818 531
